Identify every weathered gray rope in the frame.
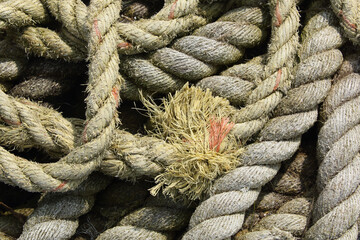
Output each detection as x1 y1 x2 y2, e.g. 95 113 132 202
96 194 193 240
18 173 111 240
305 72 360 239
75 180 150 239
330 0 360 44
120 4 269 98
0 0 49 31
195 0 298 123
181 2 344 239
238 198 312 240
238 148 317 238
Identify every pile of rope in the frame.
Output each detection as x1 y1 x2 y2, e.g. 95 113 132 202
0 0 360 239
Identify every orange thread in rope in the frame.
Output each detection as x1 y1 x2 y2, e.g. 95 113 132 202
93 18 102 42
54 181 67 191
275 0 282 27
273 69 282 91
209 117 235 152
112 87 119 107
82 120 89 143
168 0 178 19
1 118 21 126
118 42 132 49
339 10 357 30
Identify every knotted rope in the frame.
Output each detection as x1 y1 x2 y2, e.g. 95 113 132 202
305 71 360 238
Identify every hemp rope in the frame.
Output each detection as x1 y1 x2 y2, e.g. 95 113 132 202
181 2 345 239
120 3 269 99
0 0 49 31
304 74 360 238
18 173 111 240
96 194 193 240
9 59 85 101
330 0 360 45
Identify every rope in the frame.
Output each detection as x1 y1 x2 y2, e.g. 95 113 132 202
18 173 111 240
330 0 360 44
120 4 269 99
0 0 48 31
181 1 344 239
39 0 213 55
97 194 192 240
9 59 85 101
305 73 360 238
0 0 123 192
74 180 150 239
16 27 87 62
0 93 179 190
237 147 317 238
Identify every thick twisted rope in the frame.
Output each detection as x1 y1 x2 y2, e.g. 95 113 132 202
181 2 344 239
16 27 87 62
305 75 360 238
0 87 272 190
97 194 193 240
330 0 360 44
41 0 213 55
120 4 269 99
9 59 85 101
18 173 111 240
0 0 48 31
0 93 178 190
